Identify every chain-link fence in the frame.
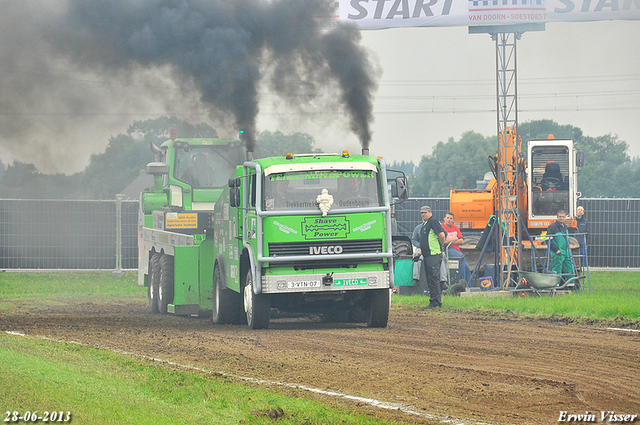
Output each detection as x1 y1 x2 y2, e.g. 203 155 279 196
395 198 640 269
0 198 139 270
1 197 638 270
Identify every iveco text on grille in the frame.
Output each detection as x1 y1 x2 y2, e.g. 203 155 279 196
309 245 344 255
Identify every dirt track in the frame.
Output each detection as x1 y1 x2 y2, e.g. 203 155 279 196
2 299 639 425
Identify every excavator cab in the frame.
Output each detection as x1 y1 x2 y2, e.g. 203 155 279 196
527 139 582 229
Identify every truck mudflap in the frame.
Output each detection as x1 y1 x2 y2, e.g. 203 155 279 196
261 270 389 294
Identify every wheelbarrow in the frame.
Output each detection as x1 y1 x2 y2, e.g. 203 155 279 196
518 271 561 290
516 270 585 297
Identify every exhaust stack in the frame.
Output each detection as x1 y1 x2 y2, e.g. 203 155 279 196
361 148 370 156
150 141 164 162
247 151 255 162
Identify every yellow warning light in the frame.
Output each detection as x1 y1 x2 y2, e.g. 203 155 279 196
285 152 294 159
548 134 555 139
342 150 349 157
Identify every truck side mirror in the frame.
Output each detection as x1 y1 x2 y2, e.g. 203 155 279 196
576 151 585 168
229 187 241 207
229 178 241 207
395 176 408 201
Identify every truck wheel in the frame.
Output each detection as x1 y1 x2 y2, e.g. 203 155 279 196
212 264 243 324
147 253 161 313
367 288 390 328
243 271 270 329
157 254 174 314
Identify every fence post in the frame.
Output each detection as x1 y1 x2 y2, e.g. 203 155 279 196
113 194 125 276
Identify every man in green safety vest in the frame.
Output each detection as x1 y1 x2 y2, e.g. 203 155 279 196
546 210 575 282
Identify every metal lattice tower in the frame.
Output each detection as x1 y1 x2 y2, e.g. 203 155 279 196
470 24 544 289
495 31 521 289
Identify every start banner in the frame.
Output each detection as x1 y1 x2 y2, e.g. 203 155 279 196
328 0 640 29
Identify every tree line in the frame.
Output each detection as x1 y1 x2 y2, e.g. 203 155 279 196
0 117 637 200
408 119 640 198
0 117 320 200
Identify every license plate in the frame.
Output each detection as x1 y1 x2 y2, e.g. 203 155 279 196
287 280 320 289
334 278 367 287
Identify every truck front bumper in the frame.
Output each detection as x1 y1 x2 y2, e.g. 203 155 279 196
261 270 390 294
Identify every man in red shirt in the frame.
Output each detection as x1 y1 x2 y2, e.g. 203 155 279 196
442 211 471 284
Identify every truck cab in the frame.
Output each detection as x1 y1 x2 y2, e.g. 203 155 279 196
137 136 244 296
227 151 408 328
156 138 244 211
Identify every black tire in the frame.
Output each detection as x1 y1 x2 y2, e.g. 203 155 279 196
157 254 174 314
147 253 161 313
447 282 467 297
243 271 271 329
463 234 480 249
367 289 390 328
212 264 243 324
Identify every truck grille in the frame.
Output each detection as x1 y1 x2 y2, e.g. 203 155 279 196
267 239 385 270
268 239 383 257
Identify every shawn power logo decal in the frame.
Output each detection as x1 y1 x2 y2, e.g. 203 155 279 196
302 216 349 240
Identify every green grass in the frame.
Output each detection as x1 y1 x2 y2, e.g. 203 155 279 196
2 270 638 320
0 333 402 425
0 271 145 311
0 271 142 298
392 270 640 321
1 270 638 423
0 272 407 424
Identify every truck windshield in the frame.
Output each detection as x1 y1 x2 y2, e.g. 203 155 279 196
263 169 382 211
174 146 241 188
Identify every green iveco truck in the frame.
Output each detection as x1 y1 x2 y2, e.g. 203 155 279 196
138 132 407 329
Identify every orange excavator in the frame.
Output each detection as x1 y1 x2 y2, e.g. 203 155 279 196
449 128 583 286
451 129 582 237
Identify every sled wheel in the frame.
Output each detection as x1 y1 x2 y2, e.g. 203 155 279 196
147 253 161 313
157 254 174 314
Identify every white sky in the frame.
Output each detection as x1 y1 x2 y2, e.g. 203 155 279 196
1 16 638 174
260 19 640 164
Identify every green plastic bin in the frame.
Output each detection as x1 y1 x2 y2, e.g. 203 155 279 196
394 257 415 286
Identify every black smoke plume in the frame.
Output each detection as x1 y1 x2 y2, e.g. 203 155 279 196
0 0 378 168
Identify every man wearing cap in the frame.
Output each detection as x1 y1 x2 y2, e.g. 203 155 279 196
417 206 446 309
